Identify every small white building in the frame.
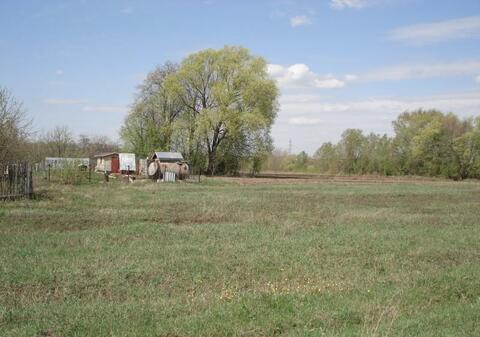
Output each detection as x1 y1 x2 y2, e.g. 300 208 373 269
94 152 136 174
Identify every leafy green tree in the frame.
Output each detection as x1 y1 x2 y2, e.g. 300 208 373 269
360 133 396 175
337 129 365 174
166 46 278 174
314 142 337 173
392 110 444 175
121 62 181 157
294 151 309 171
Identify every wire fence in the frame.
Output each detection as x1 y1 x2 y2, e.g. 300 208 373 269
0 162 33 200
40 163 95 185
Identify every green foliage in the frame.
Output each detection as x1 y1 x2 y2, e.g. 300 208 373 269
337 129 365 174
121 62 180 157
265 110 480 179
47 161 95 185
169 46 278 175
57 163 85 185
121 47 278 174
313 142 338 173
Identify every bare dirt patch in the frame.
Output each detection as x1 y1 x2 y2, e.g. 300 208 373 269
218 173 443 185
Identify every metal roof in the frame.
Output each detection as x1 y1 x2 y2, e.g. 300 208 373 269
94 152 118 158
153 152 184 161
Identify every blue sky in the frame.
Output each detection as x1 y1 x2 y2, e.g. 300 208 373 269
1 0 480 153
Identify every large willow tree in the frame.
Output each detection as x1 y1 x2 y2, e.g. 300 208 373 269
122 46 278 174
121 62 182 157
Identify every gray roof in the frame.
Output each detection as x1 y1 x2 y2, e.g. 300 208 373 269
153 152 184 161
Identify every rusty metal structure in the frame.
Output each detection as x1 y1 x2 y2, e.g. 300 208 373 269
147 152 189 181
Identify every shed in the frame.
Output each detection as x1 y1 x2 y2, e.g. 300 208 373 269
94 152 136 174
150 152 184 163
147 151 189 180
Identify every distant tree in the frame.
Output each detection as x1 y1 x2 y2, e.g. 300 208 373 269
249 129 274 175
77 134 119 157
392 110 444 174
264 149 290 172
0 87 30 162
359 133 396 175
294 151 309 170
43 126 75 157
337 129 365 174
271 110 479 179
313 142 339 173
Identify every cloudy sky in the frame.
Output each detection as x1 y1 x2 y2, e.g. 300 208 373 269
1 0 480 153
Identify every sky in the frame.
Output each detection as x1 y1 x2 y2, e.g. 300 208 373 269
1 0 480 154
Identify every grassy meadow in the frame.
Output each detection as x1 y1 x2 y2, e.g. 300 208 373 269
1 177 479 337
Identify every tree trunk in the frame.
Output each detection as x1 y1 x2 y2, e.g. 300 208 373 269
206 149 216 176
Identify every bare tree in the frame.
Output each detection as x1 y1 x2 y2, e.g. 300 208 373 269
77 134 119 157
44 125 74 157
0 87 30 162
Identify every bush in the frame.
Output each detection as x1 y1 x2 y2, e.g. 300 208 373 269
50 161 91 185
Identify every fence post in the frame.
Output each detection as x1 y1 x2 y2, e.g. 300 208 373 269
48 164 51 182
28 164 33 198
0 162 33 200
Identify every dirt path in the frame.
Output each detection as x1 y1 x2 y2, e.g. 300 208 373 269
217 173 449 185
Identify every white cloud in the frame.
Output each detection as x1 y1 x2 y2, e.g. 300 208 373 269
280 91 480 117
360 60 480 82
267 63 346 90
345 74 358 81
55 69 64 76
43 98 84 105
314 78 345 89
389 16 480 44
330 0 369 10
290 15 312 27
289 117 322 126
83 105 128 113
475 75 480 84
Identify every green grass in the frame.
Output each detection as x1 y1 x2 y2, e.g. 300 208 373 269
1 178 479 336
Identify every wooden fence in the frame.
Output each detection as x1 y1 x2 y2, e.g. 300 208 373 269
0 162 33 200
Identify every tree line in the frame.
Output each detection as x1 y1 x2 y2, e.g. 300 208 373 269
121 46 278 175
1 87 118 163
3 45 480 181
265 110 480 180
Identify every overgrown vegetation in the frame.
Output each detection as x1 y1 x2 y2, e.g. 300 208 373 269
265 110 480 180
1 178 479 336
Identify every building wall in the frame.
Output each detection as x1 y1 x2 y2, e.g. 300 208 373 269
96 157 112 172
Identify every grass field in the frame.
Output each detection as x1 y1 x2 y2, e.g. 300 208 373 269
1 177 479 337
